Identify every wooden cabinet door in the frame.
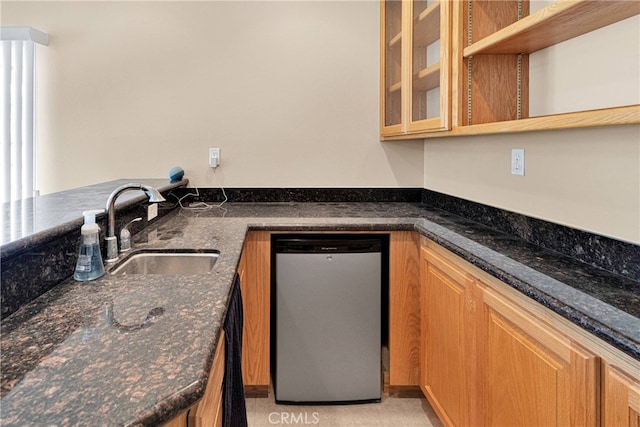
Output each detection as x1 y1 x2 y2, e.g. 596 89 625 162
163 412 187 427
603 363 640 427
420 246 475 427
389 231 421 386
164 332 226 427
239 230 271 390
188 331 226 427
478 286 598 427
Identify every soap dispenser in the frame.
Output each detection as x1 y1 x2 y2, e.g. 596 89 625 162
74 209 106 281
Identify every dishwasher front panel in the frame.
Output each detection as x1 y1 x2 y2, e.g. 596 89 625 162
274 250 382 404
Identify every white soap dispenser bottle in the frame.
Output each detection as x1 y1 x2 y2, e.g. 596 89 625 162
74 209 106 281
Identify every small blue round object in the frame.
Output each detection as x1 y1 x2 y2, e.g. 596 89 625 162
169 166 185 182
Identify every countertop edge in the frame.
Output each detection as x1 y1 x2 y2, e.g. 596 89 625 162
0 180 189 260
249 219 639 358
412 221 640 359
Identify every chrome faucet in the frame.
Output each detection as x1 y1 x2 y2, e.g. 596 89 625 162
104 183 165 263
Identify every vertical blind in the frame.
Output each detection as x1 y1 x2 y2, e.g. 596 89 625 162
1 27 48 204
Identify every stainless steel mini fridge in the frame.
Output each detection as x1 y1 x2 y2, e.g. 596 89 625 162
272 235 384 404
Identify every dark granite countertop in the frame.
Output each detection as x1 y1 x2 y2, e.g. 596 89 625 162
1 202 639 426
1 179 189 259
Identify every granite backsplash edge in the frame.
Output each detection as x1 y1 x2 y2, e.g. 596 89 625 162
171 186 640 282
420 188 640 282
3 185 638 320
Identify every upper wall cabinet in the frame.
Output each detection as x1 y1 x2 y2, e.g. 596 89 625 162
381 0 452 138
380 0 640 140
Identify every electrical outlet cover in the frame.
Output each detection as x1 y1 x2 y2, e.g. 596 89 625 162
511 148 525 176
209 148 220 168
147 203 158 221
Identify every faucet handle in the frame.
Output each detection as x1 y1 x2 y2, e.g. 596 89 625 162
120 217 142 253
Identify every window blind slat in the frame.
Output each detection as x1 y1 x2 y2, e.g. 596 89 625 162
1 38 40 203
23 41 35 200
11 41 24 203
1 42 11 203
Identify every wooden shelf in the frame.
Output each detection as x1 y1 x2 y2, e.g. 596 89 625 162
414 0 440 47
388 81 402 93
464 0 640 57
382 105 640 140
389 31 402 49
426 105 640 138
413 62 440 92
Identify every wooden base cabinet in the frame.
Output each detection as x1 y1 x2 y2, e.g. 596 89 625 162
602 362 640 427
238 231 271 392
238 230 422 391
188 331 226 427
389 231 421 386
164 331 226 427
478 286 598 426
420 245 475 425
420 238 600 426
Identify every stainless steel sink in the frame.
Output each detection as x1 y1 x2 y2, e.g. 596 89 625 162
111 250 219 275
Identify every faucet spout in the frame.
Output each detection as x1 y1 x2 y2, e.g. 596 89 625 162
141 185 165 203
104 183 166 263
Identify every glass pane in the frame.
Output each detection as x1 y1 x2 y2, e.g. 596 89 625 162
384 0 403 127
426 87 440 119
412 0 440 123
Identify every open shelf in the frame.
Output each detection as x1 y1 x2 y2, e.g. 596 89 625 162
413 62 440 92
464 0 640 57
424 105 640 138
414 0 440 47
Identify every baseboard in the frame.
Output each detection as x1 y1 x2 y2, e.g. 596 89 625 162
245 385 269 398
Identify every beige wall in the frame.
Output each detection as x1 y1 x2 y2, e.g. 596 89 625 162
529 15 639 116
4 1 639 243
424 14 640 244
424 125 640 243
3 1 424 193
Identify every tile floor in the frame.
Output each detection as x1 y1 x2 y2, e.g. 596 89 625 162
245 393 443 427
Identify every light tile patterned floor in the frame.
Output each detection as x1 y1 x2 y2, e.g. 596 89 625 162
246 394 443 427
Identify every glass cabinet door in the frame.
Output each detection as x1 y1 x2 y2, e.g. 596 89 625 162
409 0 450 132
381 0 450 138
381 0 404 135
